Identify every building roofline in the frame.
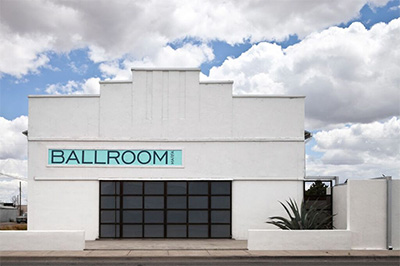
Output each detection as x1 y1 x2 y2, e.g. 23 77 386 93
131 67 201 71
99 80 131 84
200 80 234 84
28 95 100 98
233 95 305 98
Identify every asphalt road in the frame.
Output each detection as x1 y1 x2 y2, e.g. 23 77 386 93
1 257 399 266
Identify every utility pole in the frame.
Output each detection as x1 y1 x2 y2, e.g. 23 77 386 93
19 181 22 216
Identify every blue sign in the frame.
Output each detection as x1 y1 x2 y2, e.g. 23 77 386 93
48 149 182 166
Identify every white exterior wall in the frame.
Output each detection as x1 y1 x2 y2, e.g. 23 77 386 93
392 180 400 250
28 180 99 240
0 230 85 251
28 68 305 240
332 184 347 229
233 180 303 240
248 230 352 250
332 179 400 250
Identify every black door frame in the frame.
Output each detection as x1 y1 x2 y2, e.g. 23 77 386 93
99 180 232 238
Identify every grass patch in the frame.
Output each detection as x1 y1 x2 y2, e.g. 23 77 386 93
0 224 27 230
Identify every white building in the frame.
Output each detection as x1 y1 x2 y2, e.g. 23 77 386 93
27 68 305 240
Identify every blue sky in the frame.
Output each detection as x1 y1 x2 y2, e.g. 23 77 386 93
1 1 399 120
0 0 399 202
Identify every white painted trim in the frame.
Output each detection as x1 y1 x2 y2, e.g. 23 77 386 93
34 176 301 181
99 80 131 84
233 95 305 98
29 137 304 142
28 95 100 98
200 80 234 84
131 67 201 71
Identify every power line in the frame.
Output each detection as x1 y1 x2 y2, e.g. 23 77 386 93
0 172 27 181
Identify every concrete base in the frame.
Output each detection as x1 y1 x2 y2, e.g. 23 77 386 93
85 239 247 250
0 230 85 251
248 229 352 250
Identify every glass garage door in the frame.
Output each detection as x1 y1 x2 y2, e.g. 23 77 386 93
99 181 231 238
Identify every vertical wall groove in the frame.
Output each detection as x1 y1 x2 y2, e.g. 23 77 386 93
146 71 153 120
179 71 186 120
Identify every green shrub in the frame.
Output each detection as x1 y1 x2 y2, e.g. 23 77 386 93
267 198 334 230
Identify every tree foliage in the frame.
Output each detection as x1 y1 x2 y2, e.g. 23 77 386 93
305 180 328 196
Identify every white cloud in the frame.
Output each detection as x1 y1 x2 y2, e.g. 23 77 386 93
0 116 28 203
45 77 100 95
0 116 28 160
0 0 391 77
0 158 28 203
306 117 400 181
207 18 400 129
99 43 214 80
0 25 53 78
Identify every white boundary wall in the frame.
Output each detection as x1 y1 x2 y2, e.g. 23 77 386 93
0 230 85 251
248 179 400 250
248 230 352 250
333 179 400 250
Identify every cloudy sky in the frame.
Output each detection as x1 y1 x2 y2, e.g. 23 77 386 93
0 0 399 203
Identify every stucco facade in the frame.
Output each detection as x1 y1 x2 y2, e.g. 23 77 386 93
28 68 305 240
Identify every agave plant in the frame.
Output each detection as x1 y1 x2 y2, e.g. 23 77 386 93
267 198 334 230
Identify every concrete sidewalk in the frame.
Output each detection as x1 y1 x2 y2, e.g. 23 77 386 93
1 249 399 258
85 239 247 250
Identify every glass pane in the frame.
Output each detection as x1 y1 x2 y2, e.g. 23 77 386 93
100 210 118 223
167 196 187 209
167 225 187 238
101 182 115 195
188 210 208 223
123 210 142 223
211 225 230 238
211 196 230 209
101 196 119 209
188 182 208 195
211 211 230 223
188 196 208 209
123 225 142 237
211 182 230 195
144 182 164 195
123 182 142 195
167 182 186 195
144 211 164 223
144 225 164 237
144 196 164 209
188 225 208 238
123 196 142 209
115 182 120 194
100 224 115 237
167 211 186 223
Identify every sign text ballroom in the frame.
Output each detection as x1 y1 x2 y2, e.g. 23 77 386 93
48 149 182 166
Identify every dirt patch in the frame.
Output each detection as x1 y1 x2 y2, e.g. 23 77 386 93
0 223 27 230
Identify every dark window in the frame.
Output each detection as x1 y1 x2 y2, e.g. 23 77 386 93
99 181 231 238
167 182 186 194
144 182 164 195
188 182 208 195
123 182 142 195
123 196 142 209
